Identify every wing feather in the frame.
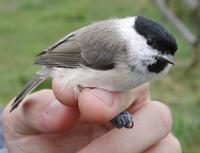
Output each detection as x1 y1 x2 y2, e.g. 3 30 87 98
34 19 127 70
34 32 83 68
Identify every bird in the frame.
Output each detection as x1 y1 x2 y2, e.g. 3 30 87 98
10 16 177 129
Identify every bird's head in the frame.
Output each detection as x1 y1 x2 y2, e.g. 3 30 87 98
121 16 177 75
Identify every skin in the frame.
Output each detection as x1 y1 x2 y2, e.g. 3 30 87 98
3 80 181 153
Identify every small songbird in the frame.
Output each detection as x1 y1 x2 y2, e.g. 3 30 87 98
10 16 177 129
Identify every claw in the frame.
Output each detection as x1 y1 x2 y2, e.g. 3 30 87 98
125 121 134 128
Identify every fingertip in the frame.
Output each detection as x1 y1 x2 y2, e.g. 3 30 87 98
52 78 78 107
78 88 122 123
150 101 172 133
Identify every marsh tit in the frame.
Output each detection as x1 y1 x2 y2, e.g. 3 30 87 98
10 16 177 128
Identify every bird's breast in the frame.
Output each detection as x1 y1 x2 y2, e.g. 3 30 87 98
50 67 152 92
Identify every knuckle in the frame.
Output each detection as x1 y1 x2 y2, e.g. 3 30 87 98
163 134 182 153
2 106 12 134
33 89 52 97
170 136 182 153
38 89 51 93
2 107 9 122
151 102 172 135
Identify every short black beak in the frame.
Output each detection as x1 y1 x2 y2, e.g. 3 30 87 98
156 54 175 65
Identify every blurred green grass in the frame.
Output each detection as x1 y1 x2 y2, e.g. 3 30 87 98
0 0 199 152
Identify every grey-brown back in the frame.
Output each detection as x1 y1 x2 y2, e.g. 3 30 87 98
35 19 127 70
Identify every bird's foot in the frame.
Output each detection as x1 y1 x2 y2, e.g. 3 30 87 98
111 111 134 129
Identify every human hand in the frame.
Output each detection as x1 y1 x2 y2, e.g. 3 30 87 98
3 81 181 153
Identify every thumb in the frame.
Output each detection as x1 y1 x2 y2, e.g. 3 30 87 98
78 88 135 123
4 90 80 134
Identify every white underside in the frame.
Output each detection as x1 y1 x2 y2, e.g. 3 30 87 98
47 64 158 93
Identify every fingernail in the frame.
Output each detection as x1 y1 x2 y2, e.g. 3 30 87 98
47 100 65 115
88 89 113 106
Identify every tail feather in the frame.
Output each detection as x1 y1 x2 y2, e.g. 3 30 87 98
10 74 46 112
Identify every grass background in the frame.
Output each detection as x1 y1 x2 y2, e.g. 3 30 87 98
0 0 199 152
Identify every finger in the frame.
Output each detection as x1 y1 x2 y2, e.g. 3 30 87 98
78 83 150 123
52 78 78 107
78 88 134 123
3 90 80 134
77 102 172 153
144 133 181 153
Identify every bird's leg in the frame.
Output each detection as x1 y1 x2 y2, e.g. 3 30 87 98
111 111 134 129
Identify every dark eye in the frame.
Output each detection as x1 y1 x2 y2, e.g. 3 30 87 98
147 38 153 46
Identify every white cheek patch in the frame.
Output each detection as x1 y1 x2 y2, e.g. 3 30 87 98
117 17 157 72
116 17 173 79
